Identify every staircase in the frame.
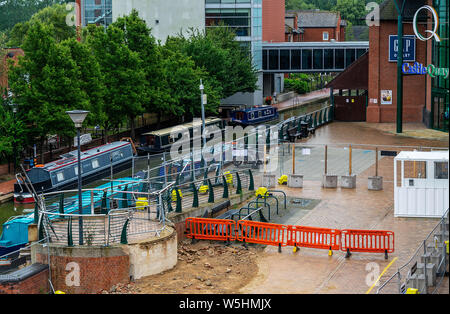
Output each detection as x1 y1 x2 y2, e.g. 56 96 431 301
406 212 449 293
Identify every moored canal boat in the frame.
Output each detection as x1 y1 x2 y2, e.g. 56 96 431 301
14 141 134 204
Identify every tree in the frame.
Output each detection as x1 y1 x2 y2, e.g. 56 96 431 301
8 22 87 162
158 44 220 122
8 3 76 46
84 24 147 141
167 26 258 100
112 9 162 136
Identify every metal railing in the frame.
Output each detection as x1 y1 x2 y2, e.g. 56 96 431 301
377 209 449 294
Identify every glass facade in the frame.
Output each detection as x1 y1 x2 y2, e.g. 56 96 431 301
205 0 262 70
82 0 112 27
431 0 449 132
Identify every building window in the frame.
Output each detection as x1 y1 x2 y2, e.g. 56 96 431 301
323 32 329 41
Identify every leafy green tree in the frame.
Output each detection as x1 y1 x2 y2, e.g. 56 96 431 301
8 22 87 162
158 44 220 122
112 9 163 135
84 24 147 141
8 3 76 46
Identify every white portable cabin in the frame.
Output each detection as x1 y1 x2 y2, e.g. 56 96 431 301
394 150 449 218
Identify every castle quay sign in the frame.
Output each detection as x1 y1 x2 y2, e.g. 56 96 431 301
413 5 441 42
389 35 416 62
402 62 449 79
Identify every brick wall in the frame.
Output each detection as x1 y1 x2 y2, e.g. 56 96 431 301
0 268 49 294
302 27 337 42
34 246 130 294
367 21 428 123
263 0 285 42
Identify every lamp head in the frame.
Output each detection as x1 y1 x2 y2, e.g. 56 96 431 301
66 110 89 128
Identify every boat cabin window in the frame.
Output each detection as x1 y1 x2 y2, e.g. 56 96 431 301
249 112 254 120
92 159 100 169
56 171 65 182
111 150 124 161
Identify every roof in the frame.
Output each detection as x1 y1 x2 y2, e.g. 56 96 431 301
325 52 369 90
143 117 222 137
395 150 449 161
43 141 131 172
287 10 342 28
378 0 428 21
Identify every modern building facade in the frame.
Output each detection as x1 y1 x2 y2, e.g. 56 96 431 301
79 0 113 27
112 0 205 44
206 0 264 106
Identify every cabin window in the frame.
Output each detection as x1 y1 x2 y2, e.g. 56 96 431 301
249 113 254 120
92 159 100 169
56 172 65 182
111 150 124 161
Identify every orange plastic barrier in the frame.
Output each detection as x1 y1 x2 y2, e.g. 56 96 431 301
236 220 290 250
185 218 236 242
341 229 395 258
288 226 341 251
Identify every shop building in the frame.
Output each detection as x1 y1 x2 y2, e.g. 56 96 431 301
367 0 448 132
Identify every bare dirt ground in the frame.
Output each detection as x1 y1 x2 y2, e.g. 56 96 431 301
102 240 264 294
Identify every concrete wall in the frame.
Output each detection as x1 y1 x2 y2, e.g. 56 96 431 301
124 227 177 280
112 0 205 44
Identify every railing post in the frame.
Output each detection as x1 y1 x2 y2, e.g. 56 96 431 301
68 216 73 247
222 176 229 199
59 193 64 217
191 183 199 208
208 179 214 203
90 190 94 215
175 188 182 213
248 169 255 191
324 145 328 175
349 144 353 176
236 172 242 195
120 218 129 245
34 202 39 224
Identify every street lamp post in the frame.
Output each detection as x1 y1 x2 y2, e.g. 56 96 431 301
200 80 207 178
66 110 89 245
9 103 18 174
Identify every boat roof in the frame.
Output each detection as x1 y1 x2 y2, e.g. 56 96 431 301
395 150 449 161
142 118 223 137
35 141 131 172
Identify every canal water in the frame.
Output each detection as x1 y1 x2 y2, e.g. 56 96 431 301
0 98 330 232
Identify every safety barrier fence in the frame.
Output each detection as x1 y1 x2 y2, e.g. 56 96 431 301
185 218 395 257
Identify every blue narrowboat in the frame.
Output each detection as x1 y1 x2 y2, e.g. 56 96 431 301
2 178 142 258
230 106 279 126
14 141 134 204
138 118 225 155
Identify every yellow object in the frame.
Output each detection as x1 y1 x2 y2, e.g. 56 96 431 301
199 185 209 194
224 171 233 185
278 175 288 185
445 241 449 254
55 290 66 294
293 246 299 253
255 187 268 199
406 288 419 294
328 250 333 256
171 189 183 202
136 197 149 211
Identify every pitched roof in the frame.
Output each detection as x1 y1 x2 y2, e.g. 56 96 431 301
325 52 369 90
287 10 341 28
379 0 428 21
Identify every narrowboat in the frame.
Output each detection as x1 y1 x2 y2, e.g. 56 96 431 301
2 177 142 258
14 141 134 204
230 106 279 126
138 118 225 155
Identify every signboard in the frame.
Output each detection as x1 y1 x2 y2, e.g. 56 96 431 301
389 35 416 62
380 90 392 105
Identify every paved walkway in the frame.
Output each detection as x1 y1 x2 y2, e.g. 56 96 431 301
240 123 448 294
274 89 331 112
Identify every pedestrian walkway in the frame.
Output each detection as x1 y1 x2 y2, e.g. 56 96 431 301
239 124 448 294
274 88 331 112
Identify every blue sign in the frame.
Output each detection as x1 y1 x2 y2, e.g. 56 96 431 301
389 35 416 62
